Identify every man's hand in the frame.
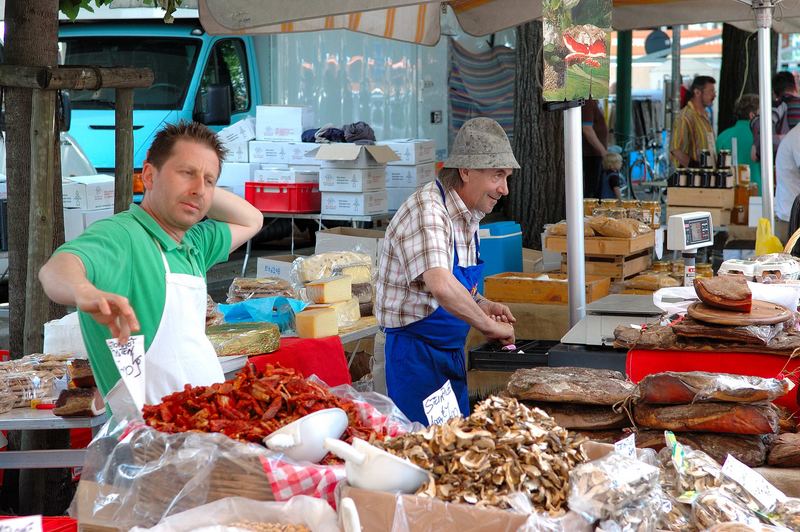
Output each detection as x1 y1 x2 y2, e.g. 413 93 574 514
482 320 515 346
74 285 140 344
478 299 516 323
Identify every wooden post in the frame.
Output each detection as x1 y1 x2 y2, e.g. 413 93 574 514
115 88 134 213
23 89 57 355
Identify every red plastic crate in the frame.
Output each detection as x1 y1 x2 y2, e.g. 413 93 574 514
245 182 321 213
0 516 77 531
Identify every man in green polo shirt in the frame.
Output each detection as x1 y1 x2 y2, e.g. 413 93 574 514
39 121 264 405
717 94 761 194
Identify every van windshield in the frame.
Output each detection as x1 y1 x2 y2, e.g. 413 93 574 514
60 37 200 110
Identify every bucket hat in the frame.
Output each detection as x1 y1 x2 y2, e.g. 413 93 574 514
443 117 520 169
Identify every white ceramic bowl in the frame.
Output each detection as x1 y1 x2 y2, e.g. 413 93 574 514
263 408 348 463
324 437 429 493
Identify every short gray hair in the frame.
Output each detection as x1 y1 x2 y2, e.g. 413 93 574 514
438 167 462 189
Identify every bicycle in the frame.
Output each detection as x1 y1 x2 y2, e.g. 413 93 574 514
621 132 670 204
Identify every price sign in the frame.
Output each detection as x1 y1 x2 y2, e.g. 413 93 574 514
106 335 146 410
423 380 461 426
614 433 637 459
0 515 42 532
722 455 786 511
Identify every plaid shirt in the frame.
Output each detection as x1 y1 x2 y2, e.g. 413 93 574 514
670 102 715 166
376 181 484 328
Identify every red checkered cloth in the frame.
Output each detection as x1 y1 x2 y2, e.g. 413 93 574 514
259 399 408 507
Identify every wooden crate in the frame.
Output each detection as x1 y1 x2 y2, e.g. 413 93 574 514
561 248 652 280
545 232 655 256
484 272 611 304
666 205 731 228
667 187 735 209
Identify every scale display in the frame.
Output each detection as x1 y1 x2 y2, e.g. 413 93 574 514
685 217 711 246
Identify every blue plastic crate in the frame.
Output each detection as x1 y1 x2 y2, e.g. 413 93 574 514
478 221 522 293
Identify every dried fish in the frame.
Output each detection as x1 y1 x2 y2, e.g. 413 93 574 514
376 396 586 513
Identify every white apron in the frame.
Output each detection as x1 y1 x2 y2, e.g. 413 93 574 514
143 243 225 404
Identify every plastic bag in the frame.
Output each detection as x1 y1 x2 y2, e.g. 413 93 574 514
3 371 57 408
129 495 339 532
568 452 660 524
656 492 694 531
545 220 595 237
773 497 800 530
658 440 722 497
206 295 224 328
637 371 791 404
292 252 372 286
588 216 637 238
756 218 784 256
206 322 281 356
626 273 680 291
691 488 762 529
218 297 307 333
227 277 296 304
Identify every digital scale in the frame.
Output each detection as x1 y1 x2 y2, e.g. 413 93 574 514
666 211 714 286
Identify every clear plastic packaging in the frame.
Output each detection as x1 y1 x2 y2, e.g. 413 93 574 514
773 497 800 530
227 277 296 304
206 322 281 356
3 371 57 408
656 492 694 531
658 443 722 498
568 452 661 525
0 378 15 414
206 294 224 328
291 252 372 286
637 371 791 404
691 488 762 529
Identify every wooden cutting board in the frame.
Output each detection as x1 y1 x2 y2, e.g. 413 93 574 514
687 300 793 326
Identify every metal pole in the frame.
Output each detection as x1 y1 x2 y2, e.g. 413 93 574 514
670 25 682 130
615 31 633 144
565 106 586 326
755 2 775 229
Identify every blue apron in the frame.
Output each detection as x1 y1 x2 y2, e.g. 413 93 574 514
384 181 485 424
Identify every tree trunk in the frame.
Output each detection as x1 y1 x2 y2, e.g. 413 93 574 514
507 20 566 249
718 24 778 133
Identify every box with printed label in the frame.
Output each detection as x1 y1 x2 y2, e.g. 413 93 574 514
319 167 385 192
256 254 306 281
253 167 319 184
63 207 114 241
224 141 250 163
378 138 436 165
218 117 256 145
255 105 314 141
387 187 416 211
283 142 319 166
62 175 115 210
321 191 388 216
248 141 317 165
314 144 399 169
219 162 259 191
385 163 436 187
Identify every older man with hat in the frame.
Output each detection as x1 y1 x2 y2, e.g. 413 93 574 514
375 117 517 424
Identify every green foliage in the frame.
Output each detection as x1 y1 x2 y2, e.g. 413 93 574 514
58 0 183 23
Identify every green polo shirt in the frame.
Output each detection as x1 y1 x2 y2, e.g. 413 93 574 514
54 204 232 396
717 119 762 194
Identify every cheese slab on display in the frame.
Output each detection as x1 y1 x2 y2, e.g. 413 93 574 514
305 275 352 304
340 265 373 284
351 282 373 304
307 297 361 327
295 308 338 338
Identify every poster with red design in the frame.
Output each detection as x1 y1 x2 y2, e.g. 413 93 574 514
542 0 611 101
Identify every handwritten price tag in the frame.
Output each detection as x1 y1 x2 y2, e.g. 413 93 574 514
614 433 637 459
423 380 461 426
722 455 786 511
106 335 146 410
0 515 42 532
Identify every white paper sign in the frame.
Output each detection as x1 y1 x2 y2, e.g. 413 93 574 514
423 380 461 426
614 433 637 459
0 515 42 532
722 455 786 510
106 335 146 410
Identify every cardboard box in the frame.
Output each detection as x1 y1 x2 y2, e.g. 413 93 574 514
314 144 399 169
224 141 251 163
341 485 589 532
385 162 436 187
248 141 317 165
319 166 385 192
62 174 115 210
314 227 385 267
63 207 114 241
256 254 305 281
387 186 415 211
321 191 388 216
217 117 256 145
283 142 320 166
255 105 314 141
218 162 259 190
253 167 319 184
378 138 437 165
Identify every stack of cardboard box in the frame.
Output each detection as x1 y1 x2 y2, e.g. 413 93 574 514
62 175 115 241
378 139 437 212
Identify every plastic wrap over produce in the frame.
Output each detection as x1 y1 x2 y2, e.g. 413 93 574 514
637 371 791 405
206 322 281 356
227 277 297 304
217 298 308 333
128 495 339 532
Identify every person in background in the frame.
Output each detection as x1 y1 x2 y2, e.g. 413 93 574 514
717 94 761 194
582 99 608 197
670 75 716 168
752 71 800 162
599 152 623 200
774 122 800 243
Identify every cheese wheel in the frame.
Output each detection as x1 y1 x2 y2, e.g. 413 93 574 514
296 308 338 338
305 276 352 304
307 297 361 327
340 265 372 284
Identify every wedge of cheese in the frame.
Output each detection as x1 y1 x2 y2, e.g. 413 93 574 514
340 265 372 284
305 275 352 304
295 308 338 338
306 297 361 328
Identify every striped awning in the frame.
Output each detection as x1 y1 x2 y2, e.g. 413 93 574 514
198 0 540 45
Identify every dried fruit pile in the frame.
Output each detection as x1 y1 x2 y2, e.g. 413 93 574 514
143 364 386 454
377 396 586 513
